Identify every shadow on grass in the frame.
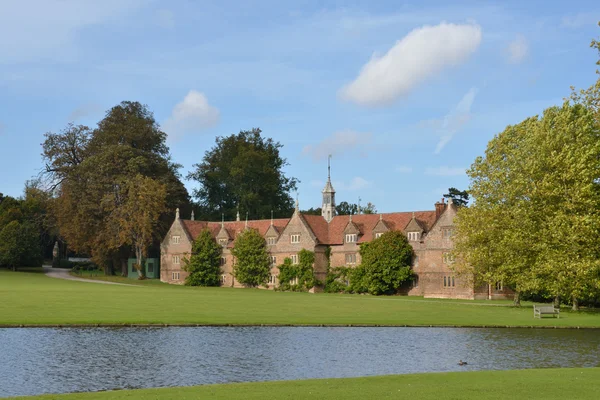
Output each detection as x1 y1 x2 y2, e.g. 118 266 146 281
0 266 46 274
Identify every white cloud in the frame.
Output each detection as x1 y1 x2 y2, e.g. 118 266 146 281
507 35 528 64
163 90 220 139
431 87 478 154
334 177 372 191
339 22 482 107
156 9 175 29
302 130 372 161
425 166 466 176
396 166 413 174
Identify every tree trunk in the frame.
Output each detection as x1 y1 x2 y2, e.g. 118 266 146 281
488 283 492 300
120 258 127 277
572 296 579 311
513 291 521 307
553 295 561 308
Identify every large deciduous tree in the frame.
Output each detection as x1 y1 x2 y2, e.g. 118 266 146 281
187 128 297 221
183 228 222 286
231 228 270 287
42 101 189 275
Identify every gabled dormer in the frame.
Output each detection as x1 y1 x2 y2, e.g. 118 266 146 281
404 212 424 242
216 223 231 247
265 224 280 246
343 215 361 244
372 214 389 239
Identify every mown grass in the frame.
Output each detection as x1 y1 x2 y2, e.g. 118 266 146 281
14 368 600 400
1 269 599 327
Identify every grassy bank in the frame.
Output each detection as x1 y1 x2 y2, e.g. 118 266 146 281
13 368 600 400
1 269 599 327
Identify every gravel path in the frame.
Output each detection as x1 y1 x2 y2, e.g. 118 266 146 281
43 265 140 286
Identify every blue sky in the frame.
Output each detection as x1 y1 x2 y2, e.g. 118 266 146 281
1 0 599 213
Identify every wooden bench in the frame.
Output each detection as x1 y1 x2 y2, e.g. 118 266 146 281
533 304 560 319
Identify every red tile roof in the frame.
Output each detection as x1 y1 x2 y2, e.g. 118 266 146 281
180 210 438 246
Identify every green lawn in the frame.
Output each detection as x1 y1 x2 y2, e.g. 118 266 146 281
13 368 600 400
1 269 599 327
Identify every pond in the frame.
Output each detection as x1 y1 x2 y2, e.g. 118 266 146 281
1 327 599 398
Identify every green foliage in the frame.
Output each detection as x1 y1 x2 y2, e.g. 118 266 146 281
277 249 317 291
183 229 222 286
187 128 298 220
301 207 322 216
324 266 352 293
358 231 414 295
443 187 469 207
0 220 43 270
231 228 270 287
336 201 377 215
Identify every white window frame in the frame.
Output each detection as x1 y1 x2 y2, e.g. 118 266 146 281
443 252 455 264
218 238 228 246
345 233 357 243
375 232 383 239
221 274 227 284
443 228 454 239
267 237 277 245
290 234 300 244
443 276 455 288
220 257 226 266
269 256 277 266
290 277 299 285
407 231 420 241
290 254 298 264
495 281 503 291
172 272 180 280
268 275 277 284
172 255 180 265
345 253 357 264
172 235 181 244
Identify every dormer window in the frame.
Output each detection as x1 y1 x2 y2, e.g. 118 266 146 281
172 235 181 244
345 234 357 243
267 237 277 245
218 238 228 246
375 232 383 239
443 228 454 239
407 232 420 241
291 234 300 244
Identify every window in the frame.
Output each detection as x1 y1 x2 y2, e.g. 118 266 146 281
345 234 357 243
413 276 419 288
220 257 226 266
443 252 455 264
413 255 419 267
290 254 298 264
345 253 357 264
172 272 180 280
443 276 455 288
269 256 277 266
172 255 180 265
268 275 277 284
147 263 154 273
407 231 420 241
221 275 227 284
443 228 454 239
218 238 228 246
495 281 503 291
290 277 299 285
375 232 383 239
172 235 181 244
291 234 300 243
267 237 277 245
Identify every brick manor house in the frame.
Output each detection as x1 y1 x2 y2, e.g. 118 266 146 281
160 166 512 300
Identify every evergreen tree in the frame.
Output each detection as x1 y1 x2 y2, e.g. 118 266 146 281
231 228 270 287
183 228 222 286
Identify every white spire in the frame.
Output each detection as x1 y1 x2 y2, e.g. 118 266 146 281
349 213 352 222
245 212 248 229
191 210 195 221
271 210 274 226
295 193 299 213
175 208 180 220
221 213 224 228
380 213 382 221
236 206 240 222
357 197 362 215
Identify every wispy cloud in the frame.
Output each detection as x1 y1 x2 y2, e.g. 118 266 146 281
302 130 372 161
68 103 103 121
339 22 482 107
425 166 466 176
561 13 599 29
335 177 372 191
425 87 478 154
507 34 528 64
396 166 413 174
163 90 219 140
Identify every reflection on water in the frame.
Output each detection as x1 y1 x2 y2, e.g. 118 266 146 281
0 327 599 397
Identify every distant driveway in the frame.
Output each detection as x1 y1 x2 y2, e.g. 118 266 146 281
43 265 139 286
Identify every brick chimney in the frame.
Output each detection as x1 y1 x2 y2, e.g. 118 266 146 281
435 198 446 219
